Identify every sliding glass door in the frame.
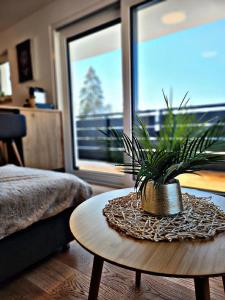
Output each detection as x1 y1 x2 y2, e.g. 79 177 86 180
55 6 131 186
55 0 225 186
128 0 225 157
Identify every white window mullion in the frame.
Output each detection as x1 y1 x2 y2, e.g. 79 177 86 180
121 0 147 186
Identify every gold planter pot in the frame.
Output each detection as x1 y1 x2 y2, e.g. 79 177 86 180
141 180 183 216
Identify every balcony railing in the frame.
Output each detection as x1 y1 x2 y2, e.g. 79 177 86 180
76 103 225 163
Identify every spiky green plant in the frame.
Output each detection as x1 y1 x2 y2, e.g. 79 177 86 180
102 91 225 195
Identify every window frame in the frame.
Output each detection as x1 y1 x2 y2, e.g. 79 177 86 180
123 0 225 172
54 4 133 187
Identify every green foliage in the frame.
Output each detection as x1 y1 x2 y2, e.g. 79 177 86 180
102 91 225 194
79 67 111 117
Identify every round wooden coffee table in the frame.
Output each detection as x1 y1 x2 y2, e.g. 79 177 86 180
70 188 225 300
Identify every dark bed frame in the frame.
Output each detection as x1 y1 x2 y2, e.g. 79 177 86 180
0 109 77 283
0 206 74 283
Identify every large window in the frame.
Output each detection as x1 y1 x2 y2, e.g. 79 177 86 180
132 0 225 155
56 0 225 186
67 23 123 173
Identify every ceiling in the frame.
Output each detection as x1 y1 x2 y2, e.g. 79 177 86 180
68 0 225 61
0 0 56 32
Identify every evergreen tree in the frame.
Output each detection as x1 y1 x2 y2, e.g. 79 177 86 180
79 67 111 116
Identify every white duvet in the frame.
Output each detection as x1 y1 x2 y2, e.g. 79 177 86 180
0 165 92 240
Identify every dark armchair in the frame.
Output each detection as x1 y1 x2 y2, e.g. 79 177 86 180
0 112 26 166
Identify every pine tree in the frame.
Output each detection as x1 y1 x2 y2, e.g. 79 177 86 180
79 67 111 116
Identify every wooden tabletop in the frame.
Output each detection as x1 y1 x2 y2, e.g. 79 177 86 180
70 188 225 278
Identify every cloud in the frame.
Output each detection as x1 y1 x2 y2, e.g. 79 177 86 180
201 51 218 59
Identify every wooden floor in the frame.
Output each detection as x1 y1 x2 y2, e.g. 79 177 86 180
0 240 224 300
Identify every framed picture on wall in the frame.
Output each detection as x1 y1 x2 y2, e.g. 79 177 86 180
16 39 33 83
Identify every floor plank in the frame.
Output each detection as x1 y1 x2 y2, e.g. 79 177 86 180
166 276 225 300
0 277 50 300
0 240 224 300
24 258 75 294
56 242 93 275
48 270 123 300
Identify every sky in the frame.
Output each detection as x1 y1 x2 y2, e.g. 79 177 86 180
70 17 225 115
71 49 123 115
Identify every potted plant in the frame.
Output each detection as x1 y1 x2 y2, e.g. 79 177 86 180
0 91 12 103
103 91 225 216
0 91 5 102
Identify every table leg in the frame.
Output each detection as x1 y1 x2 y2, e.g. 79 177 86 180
194 277 210 300
222 276 225 293
88 255 104 300
135 271 141 288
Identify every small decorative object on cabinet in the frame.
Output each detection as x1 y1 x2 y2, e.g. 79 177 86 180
0 92 12 104
103 91 225 216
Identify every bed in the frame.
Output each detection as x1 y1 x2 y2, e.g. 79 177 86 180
0 164 92 283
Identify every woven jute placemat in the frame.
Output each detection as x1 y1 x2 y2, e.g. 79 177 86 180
103 192 225 242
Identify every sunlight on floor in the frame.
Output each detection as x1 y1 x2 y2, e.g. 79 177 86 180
178 171 225 193
79 160 225 194
78 159 123 174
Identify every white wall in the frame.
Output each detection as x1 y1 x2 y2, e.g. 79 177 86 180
0 0 117 106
